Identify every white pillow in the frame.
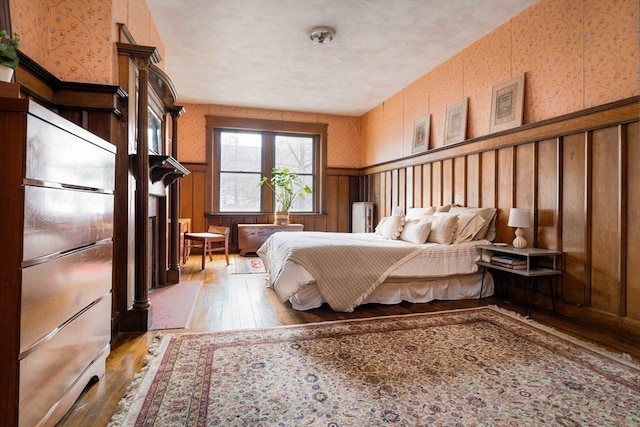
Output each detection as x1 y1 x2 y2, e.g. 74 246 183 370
399 219 432 244
454 213 486 243
377 215 406 240
449 206 497 241
405 207 435 221
374 217 389 235
425 214 458 244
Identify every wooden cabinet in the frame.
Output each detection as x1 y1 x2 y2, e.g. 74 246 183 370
238 224 304 255
0 99 115 426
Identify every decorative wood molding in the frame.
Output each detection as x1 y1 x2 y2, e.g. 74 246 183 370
16 51 127 114
116 42 161 64
117 23 137 44
326 167 360 176
148 155 190 186
150 64 179 107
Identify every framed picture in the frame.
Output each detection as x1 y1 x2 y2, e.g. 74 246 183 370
490 73 525 133
412 114 430 154
443 98 468 145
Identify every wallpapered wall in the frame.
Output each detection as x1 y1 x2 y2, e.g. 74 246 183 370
10 0 638 170
361 0 639 167
11 0 165 86
177 104 362 168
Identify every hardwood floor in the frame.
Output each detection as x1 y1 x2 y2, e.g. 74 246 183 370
57 254 640 426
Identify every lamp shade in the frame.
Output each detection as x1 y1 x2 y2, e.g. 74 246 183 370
508 208 530 228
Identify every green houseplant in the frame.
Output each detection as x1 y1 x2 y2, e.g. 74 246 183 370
259 167 312 225
0 29 20 82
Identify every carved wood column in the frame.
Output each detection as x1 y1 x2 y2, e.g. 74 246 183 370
116 42 161 331
133 56 151 312
167 105 185 284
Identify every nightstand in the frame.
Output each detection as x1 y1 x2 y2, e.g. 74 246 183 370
477 245 562 317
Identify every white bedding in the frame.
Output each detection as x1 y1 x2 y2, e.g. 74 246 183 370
289 273 494 311
257 231 494 311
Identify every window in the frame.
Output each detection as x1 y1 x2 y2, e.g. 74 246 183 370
219 131 262 212
274 134 314 211
208 116 326 214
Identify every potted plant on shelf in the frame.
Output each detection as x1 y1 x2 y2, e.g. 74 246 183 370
259 167 312 225
0 29 20 82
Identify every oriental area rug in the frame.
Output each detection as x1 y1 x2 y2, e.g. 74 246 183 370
109 306 640 426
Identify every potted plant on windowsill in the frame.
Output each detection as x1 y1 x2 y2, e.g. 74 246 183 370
259 167 312 225
0 29 20 82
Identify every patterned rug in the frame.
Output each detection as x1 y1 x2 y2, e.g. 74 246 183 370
231 256 266 274
109 307 640 426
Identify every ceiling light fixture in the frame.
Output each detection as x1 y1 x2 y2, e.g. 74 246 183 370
309 26 335 44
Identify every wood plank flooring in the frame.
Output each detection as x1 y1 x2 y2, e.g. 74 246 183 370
57 254 640 426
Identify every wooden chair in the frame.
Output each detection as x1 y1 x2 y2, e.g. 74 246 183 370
183 225 230 269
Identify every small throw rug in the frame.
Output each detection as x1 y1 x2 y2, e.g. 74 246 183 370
110 306 640 426
149 281 202 330
231 256 266 274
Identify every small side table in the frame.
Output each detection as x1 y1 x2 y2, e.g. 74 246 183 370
476 245 562 317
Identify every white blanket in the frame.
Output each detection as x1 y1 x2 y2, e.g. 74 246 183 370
258 232 486 312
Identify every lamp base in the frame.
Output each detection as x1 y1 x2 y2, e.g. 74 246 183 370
512 228 527 249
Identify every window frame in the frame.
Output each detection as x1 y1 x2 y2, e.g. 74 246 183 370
206 116 327 215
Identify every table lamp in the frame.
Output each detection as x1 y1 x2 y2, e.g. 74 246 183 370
508 208 530 248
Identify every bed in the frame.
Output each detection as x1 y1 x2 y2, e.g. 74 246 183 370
257 205 497 312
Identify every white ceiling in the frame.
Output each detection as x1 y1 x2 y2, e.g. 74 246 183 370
147 0 537 116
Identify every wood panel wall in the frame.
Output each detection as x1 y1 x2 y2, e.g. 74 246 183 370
360 97 640 337
179 164 360 250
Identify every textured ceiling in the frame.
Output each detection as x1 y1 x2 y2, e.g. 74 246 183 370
147 0 537 116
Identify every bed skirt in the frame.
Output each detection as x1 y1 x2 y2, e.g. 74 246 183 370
287 271 494 311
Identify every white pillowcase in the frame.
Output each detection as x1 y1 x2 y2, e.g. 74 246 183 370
374 216 388 234
399 219 432 244
449 206 497 241
454 213 486 243
375 215 406 240
405 207 435 221
425 213 458 244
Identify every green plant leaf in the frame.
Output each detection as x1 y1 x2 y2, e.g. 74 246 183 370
258 166 312 211
0 29 20 69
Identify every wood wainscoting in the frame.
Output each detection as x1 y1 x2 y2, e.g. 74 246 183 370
179 164 362 250
360 96 640 340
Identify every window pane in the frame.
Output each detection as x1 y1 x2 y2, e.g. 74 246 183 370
219 172 261 212
289 174 313 212
221 132 262 172
275 135 313 173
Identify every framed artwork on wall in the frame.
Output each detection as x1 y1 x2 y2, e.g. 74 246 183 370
443 98 468 145
412 114 430 154
490 73 525 133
